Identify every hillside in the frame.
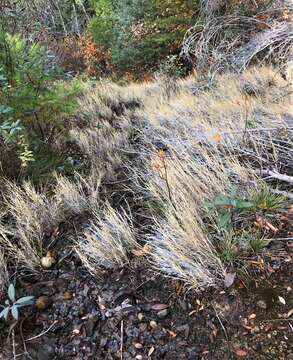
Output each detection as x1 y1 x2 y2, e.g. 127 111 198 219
0 1 293 359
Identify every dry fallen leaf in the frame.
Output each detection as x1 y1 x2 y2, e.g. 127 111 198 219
131 244 152 257
166 329 177 338
148 346 155 356
151 303 170 311
224 272 236 287
234 349 248 358
212 132 222 143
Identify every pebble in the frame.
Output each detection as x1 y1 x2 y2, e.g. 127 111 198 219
63 291 73 300
157 309 168 318
35 295 52 310
136 355 143 360
134 343 143 349
150 320 157 329
138 312 144 321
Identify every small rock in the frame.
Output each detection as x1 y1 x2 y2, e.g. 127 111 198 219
105 310 113 318
134 343 143 349
35 296 52 310
157 309 168 318
63 291 73 300
136 355 143 360
176 324 190 337
41 251 57 269
138 312 144 321
257 300 267 309
150 320 157 329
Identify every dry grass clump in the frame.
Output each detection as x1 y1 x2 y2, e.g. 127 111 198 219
0 250 8 296
128 66 293 288
145 147 254 288
1 65 291 289
54 170 102 216
1 182 61 269
75 205 137 273
73 65 292 285
181 8 293 75
0 211 9 295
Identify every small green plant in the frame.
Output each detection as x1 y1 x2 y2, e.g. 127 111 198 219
250 186 286 211
249 235 268 254
209 185 285 231
208 193 255 231
209 185 285 262
217 230 237 262
0 284 34 321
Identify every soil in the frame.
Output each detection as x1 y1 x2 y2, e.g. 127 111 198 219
0 236 293 360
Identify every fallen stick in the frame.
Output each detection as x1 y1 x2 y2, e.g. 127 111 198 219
271 189 293 200
25 320 58 342
256 169 293 184
120 320 124 360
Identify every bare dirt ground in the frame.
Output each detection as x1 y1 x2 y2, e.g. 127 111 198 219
1 230 292 360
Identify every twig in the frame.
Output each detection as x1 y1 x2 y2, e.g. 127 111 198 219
265 237 293 242
256 170 293 184
211 304 231 355
120 320 124 360
261 318 293 322
271 189 293 200
242 94 249 142
12 329 16 360
222 126 293 135
25 320 58 342
20 317 33 359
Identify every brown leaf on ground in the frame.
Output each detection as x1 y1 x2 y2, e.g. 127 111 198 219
166 329 177 338
151 303 170 310
131 244 152 256
234 349 248 358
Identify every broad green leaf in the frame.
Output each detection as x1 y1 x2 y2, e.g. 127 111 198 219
11 305 19 320
235 200 255 210
218 211 232 230
8 284 16 302
0 307 9 320
15 296 34 307
213 195 236 207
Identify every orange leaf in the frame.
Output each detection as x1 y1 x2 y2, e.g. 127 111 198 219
234 349 248 358
166 329 177 338
131 244 152 257
212 133 222 143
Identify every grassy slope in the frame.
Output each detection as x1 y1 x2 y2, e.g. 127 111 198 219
0 66 292 294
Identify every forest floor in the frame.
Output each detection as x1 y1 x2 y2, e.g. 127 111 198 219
1 67 293 360
1 226 293 360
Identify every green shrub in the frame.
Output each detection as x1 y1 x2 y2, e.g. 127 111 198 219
89 0 197 73
0 32 79 179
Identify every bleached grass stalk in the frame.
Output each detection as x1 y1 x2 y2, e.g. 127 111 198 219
54 169 102 216
181 14 293 75
75 205 138 274
2 182 60 269
0 245 8 296
76 66 292 287
146 147 254 288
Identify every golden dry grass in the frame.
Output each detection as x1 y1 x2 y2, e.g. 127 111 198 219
0 66 292 288
75 205 138 273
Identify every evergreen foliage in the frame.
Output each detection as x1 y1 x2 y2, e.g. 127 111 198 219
0 31 79 177
89 0 197 72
